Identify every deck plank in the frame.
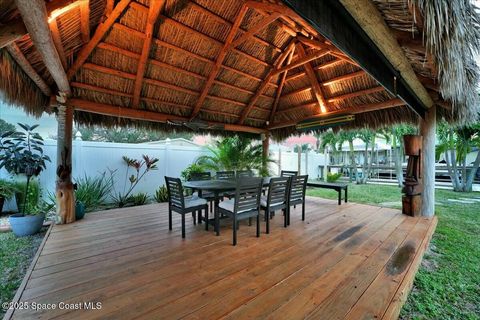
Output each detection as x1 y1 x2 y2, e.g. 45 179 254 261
7 197 436 320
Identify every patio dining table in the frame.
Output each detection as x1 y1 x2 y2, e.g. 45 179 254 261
184 178 271 236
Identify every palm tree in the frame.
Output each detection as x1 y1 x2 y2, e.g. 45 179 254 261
389 124 416 187
336 130 359 183
196 136 274 176
436 121 480 192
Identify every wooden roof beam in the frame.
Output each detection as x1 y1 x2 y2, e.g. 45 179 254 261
296 43 328 113
328 86 385 103
49 19 68 70
188 0 282 53
6 43 52 96
230 12 282 49
15 0 71 94
132 0 165 108
66 99 267 134
322 71 365 86
112 23 279 89
271 49 330 77
285 58 343 82
67 0 131 79
79 0 90 43
238 40 297 124
270 98 405 130
189 4 248 120
269 46 295 123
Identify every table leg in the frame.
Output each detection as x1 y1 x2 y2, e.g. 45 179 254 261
345 187 348 203
198 189 203 224
214 191 220 236
338 189 341 205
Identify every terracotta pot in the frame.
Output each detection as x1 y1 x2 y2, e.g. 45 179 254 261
403 135 423 156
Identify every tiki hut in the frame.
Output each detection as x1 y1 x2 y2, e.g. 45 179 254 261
0 0 479 219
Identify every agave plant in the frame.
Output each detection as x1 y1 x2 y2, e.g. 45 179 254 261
196 136 274 176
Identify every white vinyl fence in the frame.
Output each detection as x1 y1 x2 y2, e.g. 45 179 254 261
1 139 325 210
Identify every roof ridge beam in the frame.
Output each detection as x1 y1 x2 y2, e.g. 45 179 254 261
67 0 131 80
132 0 165 108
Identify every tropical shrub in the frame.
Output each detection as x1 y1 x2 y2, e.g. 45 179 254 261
112 155 159 207
181 163 205 181
131 192 149 206
154 185 169 203
0 179 17 201
196 135 273 176
327 172 343 183
74 172 113 212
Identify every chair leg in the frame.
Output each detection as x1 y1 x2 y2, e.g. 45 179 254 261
198 209 202 225
302 201 305 221
287 206 291 226
232 217 237 246
193 211 196 225
256 214 260 237
284 208 288 228
168 207 172 230
181 213 186 238
266 209 270 234
205 209 209 231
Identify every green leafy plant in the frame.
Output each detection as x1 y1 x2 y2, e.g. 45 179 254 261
326 172 343 183
0 179 17 201
74 172 113 212
113 155 159 207
13 179 40 214
131 192 149 206
0 123 51 215
196 136 274 176
154 185 169 203
181 163 206 181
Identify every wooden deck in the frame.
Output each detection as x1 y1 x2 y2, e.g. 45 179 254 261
6 197 436 320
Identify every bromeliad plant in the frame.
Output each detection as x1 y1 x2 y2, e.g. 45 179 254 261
113 155 159 207
0 124 51 215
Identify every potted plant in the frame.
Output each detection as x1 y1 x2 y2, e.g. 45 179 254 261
0 179 17 213
0 124 51 236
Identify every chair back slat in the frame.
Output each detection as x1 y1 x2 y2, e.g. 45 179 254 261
165 176 185 209
189 172 211 181
236 170 254 178
234 178 262 213
268 177 290 206
216 171 235 180
281 170 298 177
289 175 308 201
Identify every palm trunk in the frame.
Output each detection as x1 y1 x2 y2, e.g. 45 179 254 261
348 140 357 183
394 137 404 187
465 150 480 192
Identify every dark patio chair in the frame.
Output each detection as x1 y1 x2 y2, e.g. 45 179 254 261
217 178 263 245
165 176 208 238
216 171 235 180
287 175 308 224
236 170 254 178
261 177 290 233
281 170 298 177
188 171 215 216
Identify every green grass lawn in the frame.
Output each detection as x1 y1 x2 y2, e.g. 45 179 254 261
0 229 46 318
308 184 480 319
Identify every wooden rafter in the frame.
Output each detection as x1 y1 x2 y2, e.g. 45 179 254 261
188 0 282 53
297 36 358 66
105 0 114 17
285 58 343 82
238 40 296 124
66 99 267 134
6 43 52 96
282 86 312 100
16 0 71 94
271 49 330 77
322 71 365 86
270 98 405 130
230 12 282 48
67 0 131 80
269 46 295 123
79 0 90 43
296 43 328 113
112 23 279 88
49 18 68 70
328 86 385 103
132 0 165 108
189 4 248 119
130 2 272 68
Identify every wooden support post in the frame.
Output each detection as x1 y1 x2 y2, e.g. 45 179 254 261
262 131 270 175
420 106 436 217
56 102 75 224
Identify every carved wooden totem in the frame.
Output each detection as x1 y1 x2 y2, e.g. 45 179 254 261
402 135 423 216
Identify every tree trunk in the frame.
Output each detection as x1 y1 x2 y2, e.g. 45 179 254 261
394 137 404 187
348 140 357 183
465 150 480 192
56 104 75 224
420 106 436 217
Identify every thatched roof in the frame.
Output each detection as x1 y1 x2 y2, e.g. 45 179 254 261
0 0 478 139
